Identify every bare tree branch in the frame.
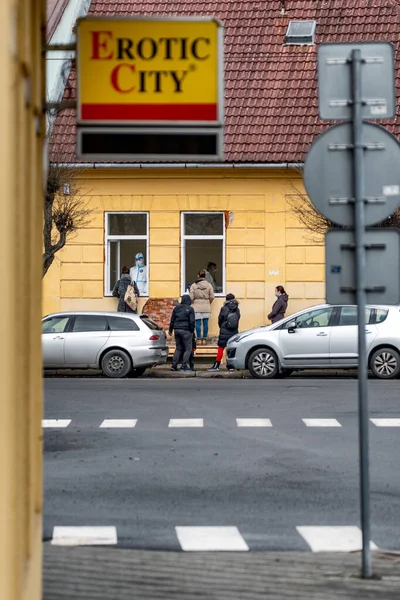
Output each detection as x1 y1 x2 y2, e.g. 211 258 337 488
43 135 91 277
287 169 400 242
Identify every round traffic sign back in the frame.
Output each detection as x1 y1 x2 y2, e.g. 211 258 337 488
303 122 400 226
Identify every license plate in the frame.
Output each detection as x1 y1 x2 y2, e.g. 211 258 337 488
161 350 168 356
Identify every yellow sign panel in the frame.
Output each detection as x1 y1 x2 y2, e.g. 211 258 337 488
77 17 222 124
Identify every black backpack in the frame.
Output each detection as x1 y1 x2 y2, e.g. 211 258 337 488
226 311 239 330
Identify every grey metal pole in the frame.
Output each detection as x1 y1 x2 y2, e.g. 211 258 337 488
351 48 372 578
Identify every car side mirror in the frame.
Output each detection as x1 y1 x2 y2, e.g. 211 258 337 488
287 321 297 333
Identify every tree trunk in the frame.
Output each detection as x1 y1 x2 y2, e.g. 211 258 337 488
43 193 67 277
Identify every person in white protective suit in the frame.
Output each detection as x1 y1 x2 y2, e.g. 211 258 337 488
130 252 148 296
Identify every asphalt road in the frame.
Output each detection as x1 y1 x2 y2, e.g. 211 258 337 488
43 378 400 551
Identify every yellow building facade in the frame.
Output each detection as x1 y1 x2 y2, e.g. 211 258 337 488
1 0 45 599
43 167 325 332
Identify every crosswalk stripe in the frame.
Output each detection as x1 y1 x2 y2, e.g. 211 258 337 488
42 417 400 430
42 419 71 428
175 526 249 551
236 418 272 427
302 418 342 427
370 418 400 427
99 419 137 428
51 526 117 546
296 526 378 552
169 419 204 428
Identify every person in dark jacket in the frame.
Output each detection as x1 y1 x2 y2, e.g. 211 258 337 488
112 266 139 313
208 293 241 371
268 285 289 323
169 295 195 372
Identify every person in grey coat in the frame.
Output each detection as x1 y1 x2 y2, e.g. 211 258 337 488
268 285 289 323
112 266 139 313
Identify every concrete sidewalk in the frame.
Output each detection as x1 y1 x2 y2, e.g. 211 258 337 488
44 364 360 379
43 545 400 600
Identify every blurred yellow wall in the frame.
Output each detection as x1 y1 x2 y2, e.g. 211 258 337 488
0 1 45 599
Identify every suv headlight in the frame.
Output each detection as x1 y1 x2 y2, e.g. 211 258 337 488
234 333 251 343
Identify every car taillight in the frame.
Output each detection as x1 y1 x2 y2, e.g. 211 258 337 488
149 335 160 341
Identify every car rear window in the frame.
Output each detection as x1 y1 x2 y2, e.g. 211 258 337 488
140 315 161 330
72 315 108 332
108 316 140 331
374 309 388 324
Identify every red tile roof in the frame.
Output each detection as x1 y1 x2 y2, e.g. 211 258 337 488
52 0 400 163
47 0 70 42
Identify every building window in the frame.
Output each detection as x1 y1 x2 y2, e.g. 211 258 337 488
285 20 317 45
105 212 149 296
181 212 225 295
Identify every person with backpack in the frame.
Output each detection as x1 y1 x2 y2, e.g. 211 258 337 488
208 293 240 371
168 295 195 372
112 266 139 313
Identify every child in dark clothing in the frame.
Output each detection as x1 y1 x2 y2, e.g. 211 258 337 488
189 332 197 371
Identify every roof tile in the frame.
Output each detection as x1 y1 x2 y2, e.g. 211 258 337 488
52 0 400 163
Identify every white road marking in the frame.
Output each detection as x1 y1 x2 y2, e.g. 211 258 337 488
370 418 400 427
236 418 272 427
296 526 378 552
302 418 342 427
51 526 117 546
175 526 249 551
169 419 204 428
99 419 137 428
42 419 71 428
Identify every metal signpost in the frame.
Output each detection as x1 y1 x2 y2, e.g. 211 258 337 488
76 17 224 161
304 42 400 578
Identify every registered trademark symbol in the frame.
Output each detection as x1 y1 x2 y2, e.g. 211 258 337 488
189 64 196 71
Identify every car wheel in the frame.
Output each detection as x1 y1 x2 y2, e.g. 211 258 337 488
248 348 279 379
370 348 400 379
129 367 147 378
101 349 131 378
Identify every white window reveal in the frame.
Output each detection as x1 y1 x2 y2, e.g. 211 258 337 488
181 212 225 296
105 212 149 296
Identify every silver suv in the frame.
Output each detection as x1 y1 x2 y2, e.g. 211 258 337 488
226 304 400 379
42 312 168 378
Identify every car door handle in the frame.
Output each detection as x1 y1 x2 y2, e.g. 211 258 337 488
53 336 64 340
316 332 328 337
365 330 372 334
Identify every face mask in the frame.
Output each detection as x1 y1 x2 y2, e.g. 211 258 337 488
275 292 279 298
135 255 144 268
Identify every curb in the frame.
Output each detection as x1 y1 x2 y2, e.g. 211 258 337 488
144 369 248 379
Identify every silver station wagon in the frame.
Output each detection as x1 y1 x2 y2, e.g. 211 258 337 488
42 312 168 378
226 304 400 380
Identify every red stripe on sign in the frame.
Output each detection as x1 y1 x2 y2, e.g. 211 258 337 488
81 103 218 121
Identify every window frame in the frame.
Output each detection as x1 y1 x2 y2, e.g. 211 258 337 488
70 314 110 333
372 308 389 324
42 315 71 334
294 306 335 329
336 305 373 327
107 315 140 332
277 306 337 330
104 211 149 297
180 211 226 297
